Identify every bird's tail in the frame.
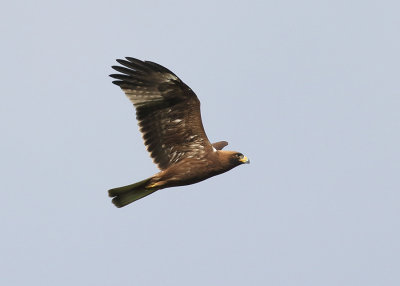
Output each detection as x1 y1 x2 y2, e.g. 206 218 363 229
108 178 159 208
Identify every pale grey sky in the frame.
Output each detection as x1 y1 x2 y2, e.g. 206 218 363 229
1 0 400 285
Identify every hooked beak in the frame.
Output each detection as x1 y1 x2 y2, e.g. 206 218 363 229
239 156 250 164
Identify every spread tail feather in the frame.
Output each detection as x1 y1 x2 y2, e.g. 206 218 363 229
108 178 159 208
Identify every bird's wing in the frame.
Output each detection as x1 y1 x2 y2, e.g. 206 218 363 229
212 141 228 150
110 57 214 170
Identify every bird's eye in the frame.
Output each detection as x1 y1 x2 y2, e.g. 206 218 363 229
236 153 243 158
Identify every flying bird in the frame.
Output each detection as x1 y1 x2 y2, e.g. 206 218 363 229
108 57 249 207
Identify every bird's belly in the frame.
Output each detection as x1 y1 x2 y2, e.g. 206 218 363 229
162 162 227 188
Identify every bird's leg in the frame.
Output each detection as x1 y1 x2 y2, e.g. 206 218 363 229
146 180 167 189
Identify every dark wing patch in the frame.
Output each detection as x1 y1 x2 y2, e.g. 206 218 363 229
110 57 214 170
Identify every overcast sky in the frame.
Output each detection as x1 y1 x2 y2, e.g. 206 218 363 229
1 0 400 285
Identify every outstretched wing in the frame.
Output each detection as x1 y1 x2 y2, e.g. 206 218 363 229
110 57 214 170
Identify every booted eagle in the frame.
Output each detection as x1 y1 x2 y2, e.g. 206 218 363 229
108 57 249 207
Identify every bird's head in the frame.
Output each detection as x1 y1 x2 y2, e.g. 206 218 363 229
220 151 250 167
233 152 250 165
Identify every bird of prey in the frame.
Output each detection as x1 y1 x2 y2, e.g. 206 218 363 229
108 57 249 207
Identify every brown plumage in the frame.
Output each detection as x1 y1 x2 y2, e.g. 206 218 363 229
108 57 249 207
